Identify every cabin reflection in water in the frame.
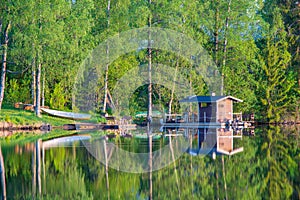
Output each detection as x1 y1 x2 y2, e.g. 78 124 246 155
185 128 243 158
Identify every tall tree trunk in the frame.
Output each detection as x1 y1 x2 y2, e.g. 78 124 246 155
103 0 111 113
35 62 41 117
0 20 2 34
31 58 36 107
297 46 300 122
0 22 11 110
214 0 220 67
41 73 45 107
221 0 231 95
168 61 179 120
147 0 152 122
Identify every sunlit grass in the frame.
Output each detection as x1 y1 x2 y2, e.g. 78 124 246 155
0 107 74 126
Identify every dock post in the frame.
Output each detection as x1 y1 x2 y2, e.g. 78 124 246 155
204 112 206 123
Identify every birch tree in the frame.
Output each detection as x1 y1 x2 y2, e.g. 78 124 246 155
0 21 11 110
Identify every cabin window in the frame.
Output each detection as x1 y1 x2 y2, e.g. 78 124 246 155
219 104 224 108
201 103 208 107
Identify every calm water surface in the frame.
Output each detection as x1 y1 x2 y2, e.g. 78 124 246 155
0 126 299 199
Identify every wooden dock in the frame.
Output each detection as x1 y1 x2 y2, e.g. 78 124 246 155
161 121 251 129
162 122 226 128
62 123 136 131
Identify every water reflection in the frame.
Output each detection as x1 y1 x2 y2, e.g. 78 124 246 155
186 128 244 157
81 127 189 173
0 125 298 199
0 145 6 200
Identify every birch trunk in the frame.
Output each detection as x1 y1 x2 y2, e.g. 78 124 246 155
214 0 220 66
35 62 41 117
31 57 36 107
41 73 45 107
221 0 231 95
168 61 178 120
147 0 152 121
0 22 11 110
103 0 110 113
298 46 300 122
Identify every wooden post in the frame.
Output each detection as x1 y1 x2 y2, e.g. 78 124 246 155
204 112 206 123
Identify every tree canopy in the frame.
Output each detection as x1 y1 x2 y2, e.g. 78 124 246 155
0 0 299 122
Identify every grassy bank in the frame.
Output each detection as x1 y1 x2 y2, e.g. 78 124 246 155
0 107 74 127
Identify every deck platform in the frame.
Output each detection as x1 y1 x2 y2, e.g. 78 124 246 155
63 123 136 131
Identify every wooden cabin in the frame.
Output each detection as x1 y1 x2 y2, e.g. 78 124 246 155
180 95 243 123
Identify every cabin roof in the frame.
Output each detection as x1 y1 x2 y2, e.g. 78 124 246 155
179 95 243 103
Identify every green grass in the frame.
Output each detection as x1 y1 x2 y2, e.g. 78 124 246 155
0 107 108 146
0 107 75 126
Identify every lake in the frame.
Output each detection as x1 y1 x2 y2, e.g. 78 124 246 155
0 125 299 199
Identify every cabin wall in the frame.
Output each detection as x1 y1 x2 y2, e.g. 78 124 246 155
217 128 233 153
198 102 217 122
216 99 233 123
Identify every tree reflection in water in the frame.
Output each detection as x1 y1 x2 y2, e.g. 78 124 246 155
0 126 298 199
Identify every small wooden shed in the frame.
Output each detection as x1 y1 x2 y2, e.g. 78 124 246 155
180 95 243 123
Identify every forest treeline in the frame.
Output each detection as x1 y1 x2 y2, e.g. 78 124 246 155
0 0 299 122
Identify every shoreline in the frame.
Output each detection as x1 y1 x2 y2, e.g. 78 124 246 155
0 121 52 131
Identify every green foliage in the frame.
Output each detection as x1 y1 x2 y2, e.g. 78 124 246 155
260 126 295 199
4 79 30 105
0 0 298 122
0 125 299 199
49 82 67 110
256 8 295 122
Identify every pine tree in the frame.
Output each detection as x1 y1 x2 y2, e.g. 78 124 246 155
258 8 295 122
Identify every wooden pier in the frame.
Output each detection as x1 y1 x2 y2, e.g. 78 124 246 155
62 123 136 131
